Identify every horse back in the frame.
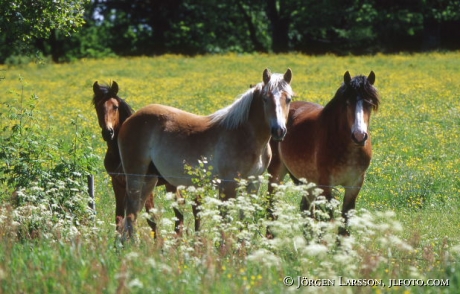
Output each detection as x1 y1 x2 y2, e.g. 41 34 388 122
288 101 323 124
126 104 211 132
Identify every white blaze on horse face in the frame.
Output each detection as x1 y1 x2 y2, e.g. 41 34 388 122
270 88 288 139
273 89 284 123
351 99 368 143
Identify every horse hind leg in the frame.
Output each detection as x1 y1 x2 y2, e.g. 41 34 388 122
122 174 143 239
143 162 166 235
191 195 202 233
166 183 185 236
123 173 159 240
144 191 156 234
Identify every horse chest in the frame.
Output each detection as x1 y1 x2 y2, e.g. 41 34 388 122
104 148 122 173
327 148 371 185
248 149 271 176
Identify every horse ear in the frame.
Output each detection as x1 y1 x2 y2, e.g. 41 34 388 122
344 71 351 85
263 68 272 84
93 81 102 95
368 71 375 85
112 81 119 95
284 68 292 84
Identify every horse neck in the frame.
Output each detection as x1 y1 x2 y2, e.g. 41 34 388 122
245 95 272 145
105 108 130 156
112 100 133 140
320 106 352 146
106 136 120 150
119 100 133 125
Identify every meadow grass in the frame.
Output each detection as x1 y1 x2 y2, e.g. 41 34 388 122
1 52 460 293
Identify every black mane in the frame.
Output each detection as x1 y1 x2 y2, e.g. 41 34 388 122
93 82 134 117
325 74 380 112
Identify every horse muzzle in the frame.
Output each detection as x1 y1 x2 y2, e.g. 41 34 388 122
271 125 287 141
102 128 115 141
351 132 368 146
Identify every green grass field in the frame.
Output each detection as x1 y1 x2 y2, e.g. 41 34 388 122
1 52 460 293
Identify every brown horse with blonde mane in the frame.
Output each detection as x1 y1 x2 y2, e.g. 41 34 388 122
118 69 293 239
267 71 379 236
92 81 179 233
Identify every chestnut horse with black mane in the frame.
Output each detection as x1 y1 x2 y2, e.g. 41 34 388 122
117 69 293 239
92 81 179 233
267 71 379 236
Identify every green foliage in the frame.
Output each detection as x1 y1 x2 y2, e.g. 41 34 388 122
184 157 216 188
48 22 117 63
2 0 460 61
0 0 88 49
0 76 99 240
0 53 459 292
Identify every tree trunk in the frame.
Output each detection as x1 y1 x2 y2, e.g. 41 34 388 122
236 1 268 53
266 0 290 53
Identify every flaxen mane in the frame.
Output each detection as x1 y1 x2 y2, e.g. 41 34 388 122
209 73 293 130
208 83 261 130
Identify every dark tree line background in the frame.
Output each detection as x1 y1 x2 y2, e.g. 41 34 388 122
1 0 460 63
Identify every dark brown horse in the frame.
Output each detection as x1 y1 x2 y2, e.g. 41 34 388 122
117 69 293 239
267 71 379 236
92 81 180 233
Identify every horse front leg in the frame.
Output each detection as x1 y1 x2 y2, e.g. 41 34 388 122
111 175 126 232
300 182 330 218
211 182 237 249
266 146 289 238
339 177 364 236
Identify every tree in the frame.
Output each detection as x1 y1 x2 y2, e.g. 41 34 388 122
0 0 89 55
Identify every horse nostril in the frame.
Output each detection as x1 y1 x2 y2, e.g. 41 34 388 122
102 128 115 141
351 132 368 145
271 126 287 141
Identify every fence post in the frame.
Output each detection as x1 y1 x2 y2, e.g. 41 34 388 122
87 174 96 214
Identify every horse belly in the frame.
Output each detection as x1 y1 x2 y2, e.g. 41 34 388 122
210 135 270 181
150 137 213 188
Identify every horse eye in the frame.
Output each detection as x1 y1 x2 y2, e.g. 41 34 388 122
286 96 292 103
113 105 119 110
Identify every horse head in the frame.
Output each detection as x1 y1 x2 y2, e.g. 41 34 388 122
260 68 293 141
93 81 126 141
342 71 379 146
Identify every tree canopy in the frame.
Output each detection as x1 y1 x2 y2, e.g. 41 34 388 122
0 0 88 54
1 0 459 63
